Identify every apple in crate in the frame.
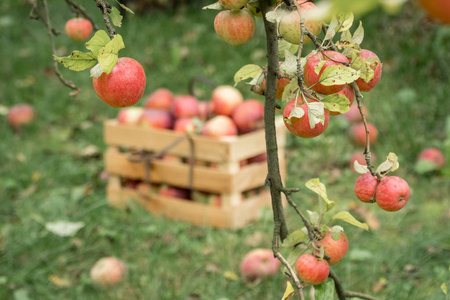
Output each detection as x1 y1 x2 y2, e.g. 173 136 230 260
117 107 144 125
138 109 173 129
232 99 264 134
211 85 243 116
171 95 199 119
158 186 191 200
145 88 174 110
173 117 199 134
240 249 280 281
201 115 238 137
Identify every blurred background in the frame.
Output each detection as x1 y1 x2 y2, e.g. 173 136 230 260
0 0 449 299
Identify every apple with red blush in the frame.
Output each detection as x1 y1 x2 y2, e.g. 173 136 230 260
375 176 410 212
171 95 199 119
317 231 349 265
231 99 264 134
240 248 280 281
354 172 378 203
117 107 144 125
202 116 238 138
65 17 93 42
145 88 174 110
354 49 382 92
7 104 35 130
417 147 445 169
90 257 127 287
214 8 255 46
295 253 329 285
351 122 378 146
138 109 173 129
211 85 244 117
173 117 198 134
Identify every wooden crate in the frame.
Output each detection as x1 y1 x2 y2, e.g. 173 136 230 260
103 117 287 228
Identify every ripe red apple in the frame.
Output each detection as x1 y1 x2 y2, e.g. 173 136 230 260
283 98 330 138
330 85 354 116
240 249 280 281
171 95 199 119
93 57 146 108
248 152 267 164
375 176 410 212
144 88 174 110
260 62 290 99
117 107 144 125
219 0 249 10
65 18 93 42
231 99 264 134
159 186 191 200
341 103 368 123
211 85 244 116
317 231 349 265
138 109 173 129
351 122 378 146
354 172 378 203
7 104 35 129
295 253 329 285
214 8 256 46
279 2 322 45
417 147 445 168
349 152 377 172
201 115 238 138
89 257 127 287
173 117 198 133
197 101 213 120
354 49 382 92
304 50 349 95
416 0 450 24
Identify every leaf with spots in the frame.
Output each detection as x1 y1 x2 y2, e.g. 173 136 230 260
318 65 359 86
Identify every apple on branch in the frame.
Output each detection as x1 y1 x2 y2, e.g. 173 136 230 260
214 8 255 46
295 253 329 285
65 18 93 42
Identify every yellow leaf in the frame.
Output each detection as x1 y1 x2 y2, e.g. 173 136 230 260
281 281 295 300
49 275 71 287
223 271 239 281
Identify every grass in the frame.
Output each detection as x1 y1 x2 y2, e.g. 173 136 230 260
0 0 449 299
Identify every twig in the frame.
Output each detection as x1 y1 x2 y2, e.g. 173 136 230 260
345 291 380 300
328 269 347 300
66 0 100 31
93 0 116 39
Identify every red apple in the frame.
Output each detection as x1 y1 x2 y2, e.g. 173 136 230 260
417 147 445 168
211 85 244 116
214 8 256 46
375 176 410 212
219 0 249 10
93 57 146 108
117 107 144 125
138 109 173 129
304 50 349 95
351 122 378 146
171 95 199 119
197 101 213 120
260 62 290 99
283 98 330 138
201 115 238 137
90 257 127 287
279 2 322 45
349 152 376 172
240 249 280 281
248 152 267 164
354 172 378 203
231 99 264 133
416 0 450 24
173 117 198 134
341 103 368 124
65 18 93 42
354 49 382 92
295 253 329 285
144 88 174 110
7 104 35 129
158 186 191 200
330 85 354 116
317 232 349 265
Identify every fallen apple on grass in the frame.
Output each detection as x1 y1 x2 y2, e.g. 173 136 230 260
90 257 127 287
7 104 35 131
240 248 280 281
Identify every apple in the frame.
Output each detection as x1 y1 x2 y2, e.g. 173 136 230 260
231 100 264 133
248 152 267 164
317 231 349 265
349 152 376 172
65 18 93 42
260 62 290 99
173 117 198 133
211 85 244 116
144 88 174 110
89 257 127 287
138 109 173 129
171 95 199 119
416 0 450 24
341 103 368 124
158 186 191 200
283 98 330 138
219 0 249 10
354 49 382 92
240 249 280 281
93 57 146 108
278 2 322 45
214 8 256 46
354 172 378 203
201 115 238 137
375 176 410 212
351 122 378 146
295 253 329 285
197 101 213 120
304 50 349 95
417 147 445 168
330 85 354 116
7 104 35 129
117 107 144 125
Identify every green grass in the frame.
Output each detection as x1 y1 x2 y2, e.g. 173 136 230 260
1 0 449 299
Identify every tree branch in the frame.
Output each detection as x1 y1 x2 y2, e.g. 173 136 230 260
93 0 115 39
329 269 347 300
345 291 380 300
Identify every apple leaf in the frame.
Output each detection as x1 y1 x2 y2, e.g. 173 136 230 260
324 17 339 41
278 39 299 59
314 279 335 300
352 21 364 45
97 34 125 74
248 72 264 86
306 101 326 128
280 50 298 78
282 229 308 248
85 30 111 57
281 282 295 300
233 64 263 86
53 51 97 71
377 152 399 174
330 225 344 240
321 93 350 114
332 211 369 231
90 63 104 78
414 159 439 174
305 178 335 211
288 106 305 120
441 283 448 296
338 12 354 32
307 210 321 227
113 0 135 14
109 6 123 27
354 160 370 174
358 57 379 83
340 29 352 43
319 65 360 86
314 60 326 75
281 77 299 103
265 10 283 23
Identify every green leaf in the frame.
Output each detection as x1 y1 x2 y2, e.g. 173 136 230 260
321 93 350 114
54 51 97 71
85 30 111 56
352 21 364 45
97 34 125 74
319 65 359 86
314 60 326 75
307 210 321 227
282 229 308 248
337 12 354 32
278 39 299 59
376 152 399 174
329 225 344 240
441 283 448 295
288 106 305 120
332 211 369 231
353 160 370 174
280 50 298 78
358 56 379 83
248 72 264 86
233 64 263 86
282 77 299 103
314 279 335 300
414 159 440 174
340 29 352 43
306 101 326 128
324 17 339 40
281 281 295 300
113 0 135 14
109 6 123 27
305 178 335 211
